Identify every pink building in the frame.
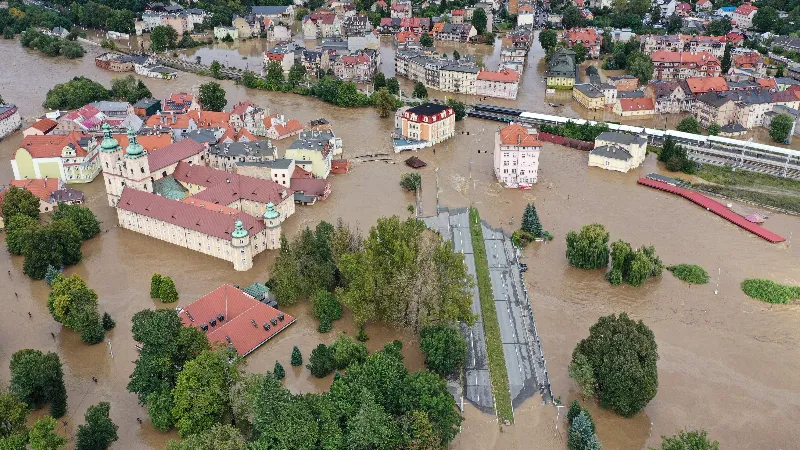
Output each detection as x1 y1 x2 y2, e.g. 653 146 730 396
494 123 542 188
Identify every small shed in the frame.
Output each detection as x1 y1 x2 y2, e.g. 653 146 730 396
405 156 427 168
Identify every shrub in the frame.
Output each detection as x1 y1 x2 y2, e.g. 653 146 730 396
150 274 162 299
306 344 335 378
158 276 178 303
741 279 800 304
565 224 610 270
667 264 709 284
331 333 368 370
102 312 116 331
511 230 534 248
419 325 467 376
312 291 342 333
273 361 285 380
400 172 422 191
290 346 302 366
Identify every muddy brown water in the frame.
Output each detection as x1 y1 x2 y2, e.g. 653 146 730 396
1 33 800 449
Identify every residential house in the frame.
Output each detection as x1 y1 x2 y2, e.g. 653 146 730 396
776 77 800 91
234 158 295 189
395 103 456 146
390 1 412 18
232 15 262 38
695 92 738 127
659 0 678 18
493 123 542 188
675 2 692 16
332 51 378 82
639 34 725 58
303 13 340 39
650 50 721 80
23 118 58 137
342 15 371 36
256 115 304 140
0 179 84 219
251 5 294 24
214 26 239 40
133 98 162 118
163 93 200 114
646 80 686 113
696 0 712 11
613 97 655 116
730 51 765 77
562 28 602 58
436 23 476 42
451 9 465 24
572 83 609 110
608 75 639 91
12 131 100 183
264 43 297 73
546 48 577 89
285 130 341 179
0 104 22 139
516 4 534 26
588 131 648 173
732 3 758 29
475 69 520 100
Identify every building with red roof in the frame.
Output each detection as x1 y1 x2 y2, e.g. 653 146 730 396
390 1 412 18
613 97 655 116
562 28 602 58
675 2 692 15
476 69 521 99
733 3 758 29
23 118 58 137
650 50 721 81
696 0 712 11
163 92 199 114
494 123 542 188
178 285 295 357
12 131 101 184
332 51 378 82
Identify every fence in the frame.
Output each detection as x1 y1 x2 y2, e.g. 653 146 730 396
537 131 594 151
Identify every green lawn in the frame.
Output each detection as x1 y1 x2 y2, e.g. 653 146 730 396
468 207 514 424
695 185 800 214
695 165 800 192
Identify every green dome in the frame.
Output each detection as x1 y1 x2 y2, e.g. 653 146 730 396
231 220 248 239
263 202 280 220
124 127 145 158
100 123 119 152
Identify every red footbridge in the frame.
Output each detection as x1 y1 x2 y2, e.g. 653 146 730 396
637 177 786 243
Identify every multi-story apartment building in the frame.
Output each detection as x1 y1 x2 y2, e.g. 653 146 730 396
646 81 686 113
546 48 577 89
395 103 456 145
331 50 379 82
12 131 100 183
732 3 758 29
640 34 725 58
562 28 602 58
475 69 520 100
650 50 721 81
0 104 21 139
494 123 542 188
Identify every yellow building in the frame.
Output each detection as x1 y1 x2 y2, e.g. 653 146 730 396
572 84 606 110
284 130 341 179
588 131 648 173
12 131 100 183
546 48 576 89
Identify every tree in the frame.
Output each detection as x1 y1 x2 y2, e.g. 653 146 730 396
373 88 397 118
147 389 175 432
5 214 38 255
568 411 601 450
568 352 596 399
769 114 793 143
331 333 368 370
420 325 466 376
43 76 110 110
720 44 732 74
29 417 67 450
47 274 104 344
150 25 178 51
288 62 307 88
274 361 285 380
199 82 226 112
9 349 67 417
572 313 658 417
52 203 100 240
562 5 583 29
706 17 731 36
0 391 29 448
627 51 654 85
166 424 247 450
539 29 558 52
312 291 343 332
452 50 460 61
307 344 335 378
347 389 401 449
386 77 400 95
652 429 719 450
471 8 487 34
573 43 587 64
413 82 428 99
109 75 152 103
373 71 386 90
209 60 222 79
446 98 466 121
172 349 241 437
75 402 118 450
567 400 595 432
291 346 303 366
150 273 162 298
521 203 543 237
419 32 433 47
676 116 702 134
400 172 422 192
651 5 662 24
658 136 675 163
565 223 610 270
158 276 179 303
753 6 778 32
1 186 40 220
666 14 682 34
23 220 82 279
265 60 285 89
707 123 720 136
776 65 785 78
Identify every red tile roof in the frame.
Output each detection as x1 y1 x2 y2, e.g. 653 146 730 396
733 52 763 69
734 4 757 15
145 113 194 129
9 178 59 202
676 2 691 10
172 161 291 206
117 188 265 240
113 133 172 152
452 9 465 15
650 50 720 65
618 98 655 112
16 131 90 159
231 101 256 117
499 123 542 147
756 78 778 89
292 165 313 179
273 119 303 137
147 139 206 171
29 118 58 133
684 76 729 94
477 69 520 83
179 285 294 356
189 110 231 128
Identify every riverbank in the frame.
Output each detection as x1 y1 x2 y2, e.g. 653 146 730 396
692 164 800 215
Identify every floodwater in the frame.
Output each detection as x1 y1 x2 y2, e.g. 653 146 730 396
1 33 800 449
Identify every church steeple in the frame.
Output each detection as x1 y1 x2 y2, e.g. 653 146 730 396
100 123 120 152
124 127 145 158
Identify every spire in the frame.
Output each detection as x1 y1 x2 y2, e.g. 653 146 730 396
263 202 280 221
231 220 248 238
124 127 145 158
100 123 119 152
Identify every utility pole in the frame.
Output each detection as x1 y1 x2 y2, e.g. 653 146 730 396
435 167 440 214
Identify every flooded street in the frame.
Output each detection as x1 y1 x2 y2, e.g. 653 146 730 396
1 34 800 449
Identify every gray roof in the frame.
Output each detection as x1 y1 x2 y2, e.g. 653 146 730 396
90 101 129 112
573 84 604 98
209 140 276 158
618 90 645 99
133 97 160 109
596 131 646 147
589 145 632 161
51 188 84 203
236 158 294 169
720 123 747 132
252 5 290 15
696 92 735 107
184 129 220 144
547 48 576 78
289 130 336 151
775 77 800 85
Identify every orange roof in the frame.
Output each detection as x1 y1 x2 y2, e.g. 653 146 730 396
29 118 58 133
9 178 59 203
499 124 542 147
190 110 231 128
432 22 445 33
757 78 778 89
273 119 303 137
220 126 258 143
113 133 172 152
684 76 729 94
518 4 534 11
563 28 601 46
733 52 763 68
618 98 655 112
478 69 520 83
734 4 757 15
395 31 420 43
263 113 279 128
650 50 719 65
145 113 194 129
16 132 90 159
452 9 465 15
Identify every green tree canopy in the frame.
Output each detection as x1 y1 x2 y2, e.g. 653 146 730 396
412 82 428 99
707 123 721 136
29 416 67 450
44 76 110 110
721 44 732 74
651 429 719 450
312 290 343 333
199 81 227 112
5 214 38 255
150 24 178 51
52 203 100 240
471 8 487 34
573 43 588 64
419 32 433 47
386 77 400 95
568 411 601 450
446 98 466 121
109 74 152 103
400 172 422 191
521 203 544 237
0 391 29 448
75 402 118 450
150 273 162 298
565 223 610 269
627 51 655 85
158 276 179 303
539 29 558 52
288 62 307 88
676 116 702 134
331 332 368 370
9 349 67 417
706 17 732 36
307 344 335 378
572 312 659 417
23 220 83 279
373 87 397 118
373 71 386 90
753 6 779 32
1 186 40 220
166 424 247 450
273 361 285 380
769 114 793 143
291 346 303 366
568 352 596 399
420 325 467 376
47 273 105 344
